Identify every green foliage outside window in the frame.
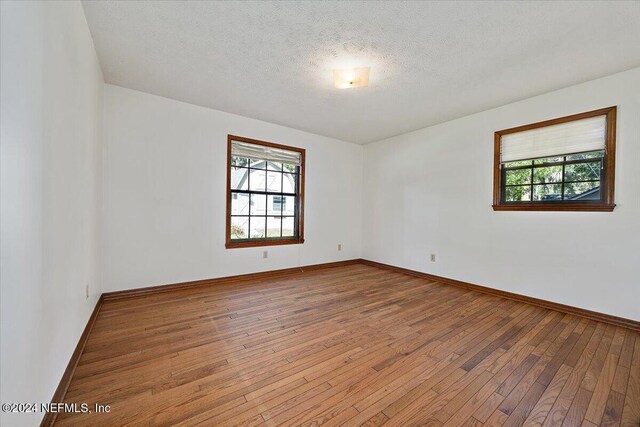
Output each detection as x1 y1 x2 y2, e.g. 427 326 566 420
503 151 603 202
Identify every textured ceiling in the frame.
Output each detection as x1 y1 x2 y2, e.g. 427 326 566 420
82 1 640 144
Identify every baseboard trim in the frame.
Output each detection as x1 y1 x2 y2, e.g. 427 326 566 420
40 295 104 427
102 259 361 301
358 259 640 332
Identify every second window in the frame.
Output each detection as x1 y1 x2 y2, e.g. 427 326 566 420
226 135 305 248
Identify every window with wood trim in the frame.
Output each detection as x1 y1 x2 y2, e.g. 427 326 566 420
493 106 616 211
226 135 305 248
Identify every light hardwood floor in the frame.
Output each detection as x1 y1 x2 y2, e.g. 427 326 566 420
56 264 640 426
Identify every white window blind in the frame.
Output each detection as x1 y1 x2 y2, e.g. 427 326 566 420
231 140 301 166
500 115 606 163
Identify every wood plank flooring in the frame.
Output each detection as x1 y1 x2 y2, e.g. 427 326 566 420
55 264 640 426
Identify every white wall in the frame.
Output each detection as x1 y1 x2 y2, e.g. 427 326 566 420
102 85 363 292
363 67 640 321
0 2 104 426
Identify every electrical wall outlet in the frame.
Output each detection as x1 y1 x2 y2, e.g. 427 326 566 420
263 250 268 259
338 244 342 251
430 254 436 262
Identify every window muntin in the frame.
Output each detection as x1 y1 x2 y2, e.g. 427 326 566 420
226 136 305 248
493 107 616 212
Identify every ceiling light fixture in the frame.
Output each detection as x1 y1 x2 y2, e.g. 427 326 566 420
333 67 370 89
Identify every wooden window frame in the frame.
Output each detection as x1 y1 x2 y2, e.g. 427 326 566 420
226 135 305 249
492 106 617 212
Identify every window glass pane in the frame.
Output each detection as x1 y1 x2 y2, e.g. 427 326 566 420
267 171 282 192
564 181 600 200
250 158 266 169
505 169 531 185
566 150 604 161
565 162 600 182
249 169 266 192
249 217 265 239
230 216 248 240
283 163 297 173
268 195 283 215
505 185 531 202
533 156 563 165
267 216 282 237
231 156 249 167
267 161 282 171
532 184 562 201
231 193 250 215
250 194 266 215
283 173 297 194
503 160 532 168
231 167 248 190
282 217 295 237
283 195 296 216
533 166 562 184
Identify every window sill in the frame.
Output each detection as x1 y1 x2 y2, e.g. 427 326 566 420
492 203 615 212
226 238 305 249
